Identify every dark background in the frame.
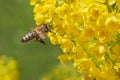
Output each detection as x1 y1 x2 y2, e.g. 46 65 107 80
0 0 61 80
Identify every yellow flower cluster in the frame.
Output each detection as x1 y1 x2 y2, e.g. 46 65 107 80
0 55 19 80
40 64 81 80
30 0 120 79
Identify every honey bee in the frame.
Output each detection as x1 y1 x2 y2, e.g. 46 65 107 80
21 24 51 44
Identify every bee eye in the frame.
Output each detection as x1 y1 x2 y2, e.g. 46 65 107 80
43 24 47 28
43 24 48 31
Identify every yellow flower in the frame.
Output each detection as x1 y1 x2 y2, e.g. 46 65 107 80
114 63 120 75
77 59 93 72
60 39 74 53
31 0 120 79
30 0 39 5
47 32 58 45
111 44 120 60
0 55 19 80
98 46 106 54
83 27 95 40
58 54 72 64
40 64 81 80
97 27 115 43
55 3 72 19
116 0 120 9
106 16 120 33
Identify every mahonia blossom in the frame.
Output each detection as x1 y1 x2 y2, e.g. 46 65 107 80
30 0 120 80
0 55 19 80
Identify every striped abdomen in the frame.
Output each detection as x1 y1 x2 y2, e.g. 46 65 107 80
21 31 37 43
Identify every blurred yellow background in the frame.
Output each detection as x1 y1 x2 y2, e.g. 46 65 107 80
0 0 62 80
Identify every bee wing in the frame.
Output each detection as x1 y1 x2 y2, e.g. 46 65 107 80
38 39 46 45
38 32 46 39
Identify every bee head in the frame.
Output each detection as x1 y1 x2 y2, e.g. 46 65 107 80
43 24 51 32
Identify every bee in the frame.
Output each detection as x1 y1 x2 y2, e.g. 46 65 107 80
21 24 51 44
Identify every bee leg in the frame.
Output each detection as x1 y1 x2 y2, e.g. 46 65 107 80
35 37 46 45
38 39 46 45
